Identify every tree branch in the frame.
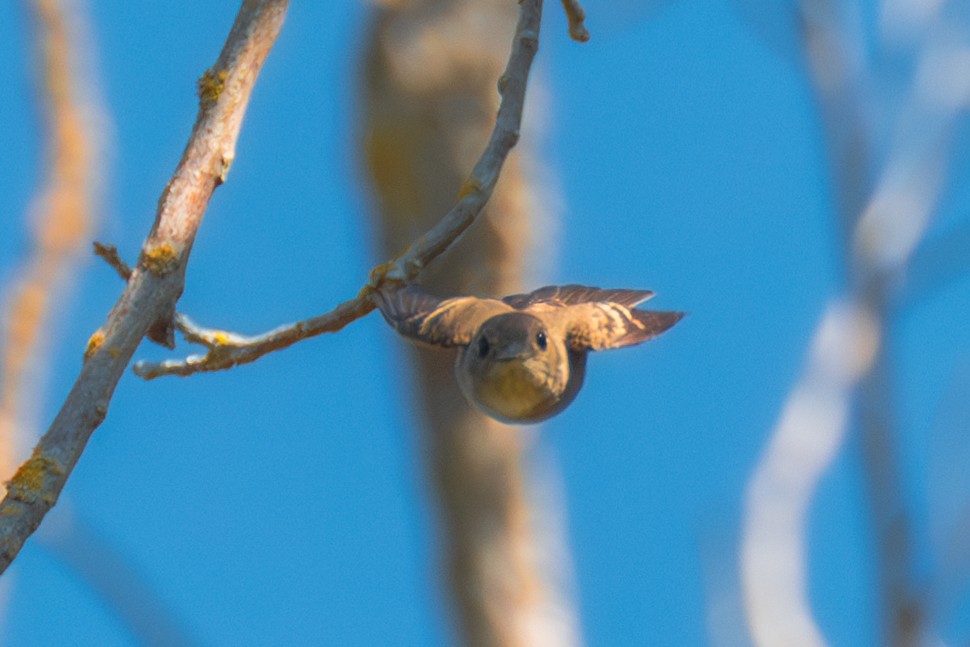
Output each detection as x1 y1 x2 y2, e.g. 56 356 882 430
131 0 545 380
0 0 290 575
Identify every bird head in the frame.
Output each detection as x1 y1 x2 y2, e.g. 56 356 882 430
457 313 573 423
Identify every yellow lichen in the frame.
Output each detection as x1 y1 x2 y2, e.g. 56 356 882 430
142 243 178 276
212 331 232 346
84 329 105 359
197 68 228 106
5 451 62 505
457 178 482 199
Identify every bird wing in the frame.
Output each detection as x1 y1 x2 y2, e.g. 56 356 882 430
562 305 684 350
512 285 684 351
375 285 513 348
502 284 655 309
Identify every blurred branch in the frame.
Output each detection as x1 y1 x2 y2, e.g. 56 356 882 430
0 2 199 639
742 2 970 646
849 11 969 645
0 0 290 575
741 301 878 647
741 5 877 640
37 502 200 647
798 0 874 238
0 0 102 486
702 524 754 647
131 0 545 381
900 223 970 305
925 358 970 635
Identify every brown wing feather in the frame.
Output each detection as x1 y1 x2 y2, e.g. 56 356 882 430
561 302 684 351
503 285 656 309
375 285 512 347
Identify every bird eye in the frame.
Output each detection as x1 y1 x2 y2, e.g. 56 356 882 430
477 336 490 358
535 331 547 350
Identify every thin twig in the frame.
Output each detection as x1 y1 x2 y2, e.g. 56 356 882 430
0 0 290 575
92 241 132 281
92 241 363 377
560 0 590 42
134 302 371 379
133 0 545 380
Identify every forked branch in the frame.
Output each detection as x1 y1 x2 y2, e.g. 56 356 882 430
0 0 290 575
0 0 579 575
131 0 548 380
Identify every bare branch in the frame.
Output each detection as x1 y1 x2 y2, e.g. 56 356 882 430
92 241 362 376
364 0 542 288
133 301 371 379
0 0 290 575
132 0 545 380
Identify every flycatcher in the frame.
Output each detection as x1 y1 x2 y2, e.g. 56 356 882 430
377 284 683 424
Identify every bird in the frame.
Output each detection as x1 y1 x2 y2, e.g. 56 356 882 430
375 284 684 424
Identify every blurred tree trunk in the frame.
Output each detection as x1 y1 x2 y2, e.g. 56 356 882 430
360 1 579 645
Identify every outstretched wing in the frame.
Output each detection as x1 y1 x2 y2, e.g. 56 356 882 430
375 285 513 348
512 284 683 351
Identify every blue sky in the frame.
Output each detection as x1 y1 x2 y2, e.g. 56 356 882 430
1 1 969 646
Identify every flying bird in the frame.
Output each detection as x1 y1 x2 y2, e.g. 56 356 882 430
376 284 684 424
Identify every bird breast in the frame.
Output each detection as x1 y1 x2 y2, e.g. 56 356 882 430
456 349 570 424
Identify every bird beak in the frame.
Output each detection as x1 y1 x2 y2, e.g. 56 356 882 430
492 340 531 361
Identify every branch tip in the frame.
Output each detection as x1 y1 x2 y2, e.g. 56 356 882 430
560 0 589 42
93 241 133 280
